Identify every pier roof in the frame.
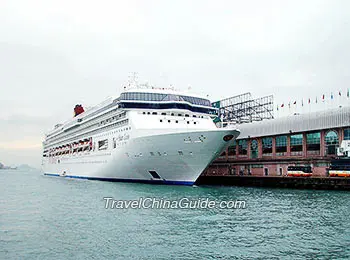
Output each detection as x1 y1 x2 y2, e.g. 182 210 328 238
237 106 350 139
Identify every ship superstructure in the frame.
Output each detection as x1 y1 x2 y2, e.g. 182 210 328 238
42 85 240 185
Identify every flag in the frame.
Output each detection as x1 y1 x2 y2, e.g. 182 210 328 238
293 101 297 105
302 99 304 106
308 98 311 104
331 93 334 99
339 90 341 96
347 88 349 98
281 103 284 108
316 97 318 103
277 105 279 111
322 94 325 101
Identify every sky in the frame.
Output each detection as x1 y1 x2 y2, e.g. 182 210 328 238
0 0 350 168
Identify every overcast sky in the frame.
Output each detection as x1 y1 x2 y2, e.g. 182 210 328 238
1 0 350 167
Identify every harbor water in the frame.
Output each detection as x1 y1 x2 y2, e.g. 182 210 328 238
1 170 349 259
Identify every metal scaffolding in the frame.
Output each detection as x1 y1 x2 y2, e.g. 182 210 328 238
212 92 274 124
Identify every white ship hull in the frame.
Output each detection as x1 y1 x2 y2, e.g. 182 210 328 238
43 129 239 185
42 86 240 185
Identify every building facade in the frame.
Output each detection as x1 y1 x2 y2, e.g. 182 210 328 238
205 107 350 177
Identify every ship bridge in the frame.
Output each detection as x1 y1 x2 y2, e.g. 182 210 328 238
118 90 217 115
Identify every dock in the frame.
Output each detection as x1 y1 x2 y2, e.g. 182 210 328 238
196 175 350 190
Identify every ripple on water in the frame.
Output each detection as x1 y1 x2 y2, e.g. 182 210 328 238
0 170 349 259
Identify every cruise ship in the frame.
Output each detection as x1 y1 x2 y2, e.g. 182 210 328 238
42 84 240 185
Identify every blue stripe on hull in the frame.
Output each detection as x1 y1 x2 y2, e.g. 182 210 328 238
43 173 194 186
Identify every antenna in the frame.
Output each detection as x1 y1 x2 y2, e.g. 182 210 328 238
124 72 139 90
130 72 138 83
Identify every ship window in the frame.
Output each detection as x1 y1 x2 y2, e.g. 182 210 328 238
147 112 150 115
150 152 155 156
157 152 162 156
194 122 197 124
176 120 178 123
143 112 146 114
187 121 190 124
160 120 163 122
178 114 183 116
98 139 108 150
120 102 217 115
161 112 166 115
178 150 183 155
152 112 157 115
193 115 197 118
185 114 189 117
168 120 171 123
171 113 174 116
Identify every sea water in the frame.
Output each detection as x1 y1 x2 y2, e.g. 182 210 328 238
1 170 349 259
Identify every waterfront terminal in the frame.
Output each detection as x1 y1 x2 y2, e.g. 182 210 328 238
199 93 350 190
